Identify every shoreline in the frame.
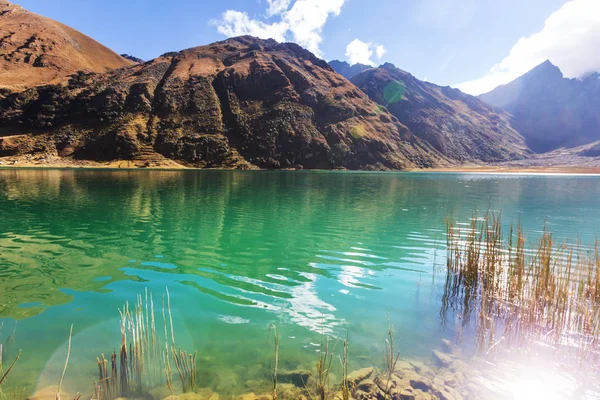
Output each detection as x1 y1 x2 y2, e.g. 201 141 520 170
410 165 600 174
2 160 600 175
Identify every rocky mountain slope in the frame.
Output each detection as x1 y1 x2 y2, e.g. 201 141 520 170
0 0 133 90
336 62 530 162
479 60 600 152
328 60 371 80
0 36 450 170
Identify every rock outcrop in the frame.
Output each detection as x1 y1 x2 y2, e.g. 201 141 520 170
0 0 133 90
350 63 531 162
0 36 449 170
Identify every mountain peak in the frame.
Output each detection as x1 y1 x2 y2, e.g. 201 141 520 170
479 59 600 153
329 60 372 79
347 61 530 163
527 59 563 80
0 0 132 90
380 62 398 71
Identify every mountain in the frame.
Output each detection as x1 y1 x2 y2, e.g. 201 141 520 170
120 54 144 64
329 60 371 79
0 0 133 90
479 60 600 152
348 63 530 162
0 36 449 170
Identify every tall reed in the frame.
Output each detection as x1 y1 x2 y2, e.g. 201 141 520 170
267 323 280 400
339 332 350 400
315 335 336 400
442 211 600 367
0 320 21 399
382 314 399 400
0 349 21 388
56 325 73 400
94 288 198 400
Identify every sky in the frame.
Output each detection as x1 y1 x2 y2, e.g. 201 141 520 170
17 0 600 95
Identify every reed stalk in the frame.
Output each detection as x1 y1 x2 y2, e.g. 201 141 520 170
56 325 73 400
339 332 350 400
442 211 600 367
383 315 399 400
267 323 280 400
92 288 196 400
0 349 20 387
171 348 196 393
315 334 337 400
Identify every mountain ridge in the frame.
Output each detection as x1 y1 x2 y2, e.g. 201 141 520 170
0 35 450 170
0 0 133 90
479 60 600 152
330 60 531 162
328 60 372 80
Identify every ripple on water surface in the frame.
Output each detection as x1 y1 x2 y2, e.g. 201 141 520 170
0 170 599 396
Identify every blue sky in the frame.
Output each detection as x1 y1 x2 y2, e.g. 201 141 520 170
17 0 600 94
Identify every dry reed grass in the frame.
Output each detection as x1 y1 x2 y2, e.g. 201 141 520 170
442 211 600 368
94 288 198 400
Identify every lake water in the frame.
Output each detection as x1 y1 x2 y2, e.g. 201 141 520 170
0 169 599 398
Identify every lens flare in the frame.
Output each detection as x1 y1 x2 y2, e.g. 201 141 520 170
383 80 407 105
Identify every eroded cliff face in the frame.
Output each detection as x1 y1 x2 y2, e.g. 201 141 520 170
0 37 449 170
350 64 531 163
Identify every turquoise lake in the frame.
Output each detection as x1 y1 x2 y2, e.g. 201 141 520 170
0 169 599 398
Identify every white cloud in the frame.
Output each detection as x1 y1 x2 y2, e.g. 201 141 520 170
213 0 345 57
215 10 288 42
345 39 386 66
346 39 374 66
266 0 291 17
456 0 600 95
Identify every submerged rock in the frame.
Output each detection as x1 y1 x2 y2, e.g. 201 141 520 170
432 385 463 400
235 383 305 400
149 385 176 400
357 378 377 392
347 367 375 383
236 394 271 400
278 369 311 387
432 350 453 368
440 339 459 356
410 376 432 392
341 349 489 400
399 387 417 400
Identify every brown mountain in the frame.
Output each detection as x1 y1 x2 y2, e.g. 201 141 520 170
345 63 530 162
0 36 449 170
479 60 600 153
0 0 133 90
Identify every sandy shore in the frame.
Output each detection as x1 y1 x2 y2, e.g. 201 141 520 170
1 156 600 174
0 155 188 169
